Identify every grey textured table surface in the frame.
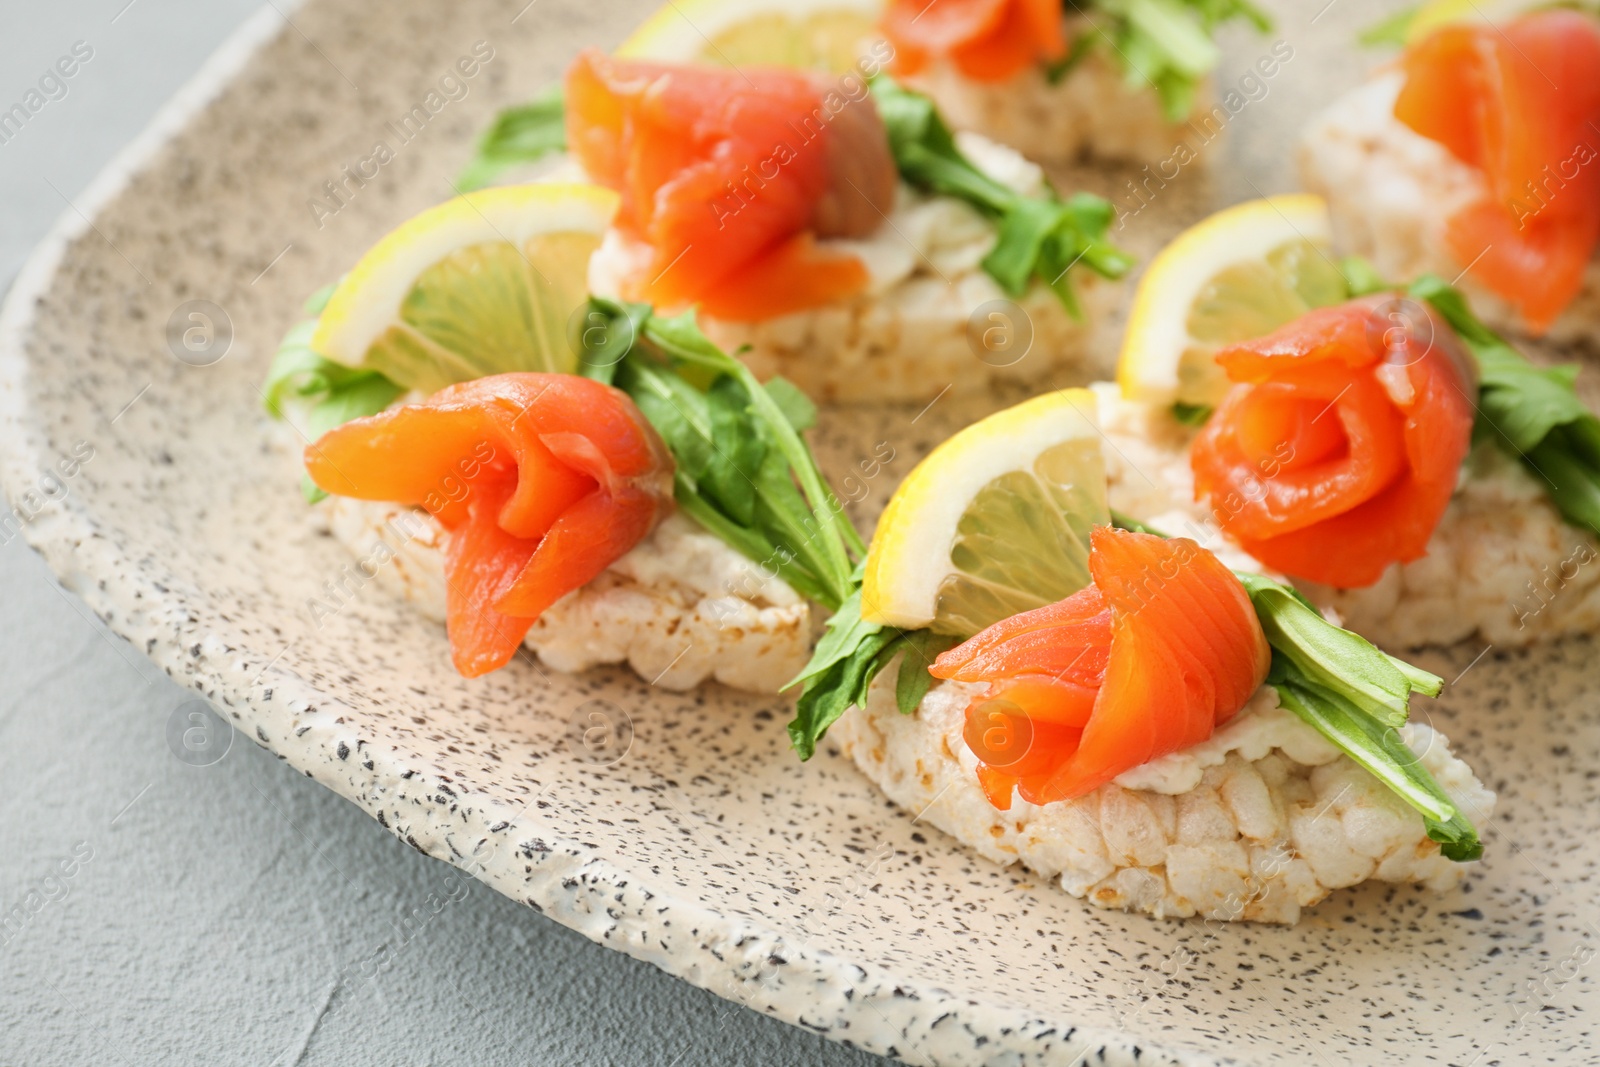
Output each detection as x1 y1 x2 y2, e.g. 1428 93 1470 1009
0 3 887 1064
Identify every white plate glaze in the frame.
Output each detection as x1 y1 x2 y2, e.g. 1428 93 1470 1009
3 2 1597 1064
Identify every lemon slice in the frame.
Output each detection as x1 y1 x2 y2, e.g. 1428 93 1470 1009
618 0 883 72
862 390 1110 636
1117 194 1346 408
311 183 618 394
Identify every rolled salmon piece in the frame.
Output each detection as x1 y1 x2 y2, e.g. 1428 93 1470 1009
566 49 1115 403
1299 10 1600 344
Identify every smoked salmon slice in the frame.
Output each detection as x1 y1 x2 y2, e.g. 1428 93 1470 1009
305 373 674 677
883 0 1066 83
1394 10 1600 331
1189 297 1476 589
564 50 896 321
931 526 1270 809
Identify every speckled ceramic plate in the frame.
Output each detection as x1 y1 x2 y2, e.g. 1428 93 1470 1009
4 1 1596 1064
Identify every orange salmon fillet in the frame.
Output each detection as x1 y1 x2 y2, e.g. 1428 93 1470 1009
305 373 673 677
883 0 1065 83
932 526 1270 808
1189 298 1476 589
565 50 896 321
1394 11 1600 331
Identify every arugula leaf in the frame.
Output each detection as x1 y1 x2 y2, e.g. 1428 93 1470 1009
870 77 1134 316
1110 512 1479 861
789 624 903 760
1071 0 1272 122
1116 0 1221 77
1529 440 1600 532
1044 31 1098 84
784 590 957 760
1339 254 1390 298
1271 658 1481 861
1106 509 1163 536
261 284 339 418
299 374 406 442
573 298 651 386
703 375 766 526
457 87 568 192
576 297 864 612
641 306 866 574
1408 274 1600 541
786 586 881 693
896 629 959 714
262 285 405 503
614 357 712 473
1235 571 1441 727
762 375 818 433
872 77 1016 211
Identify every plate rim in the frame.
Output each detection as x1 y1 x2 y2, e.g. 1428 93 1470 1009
0 5 1232 1065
